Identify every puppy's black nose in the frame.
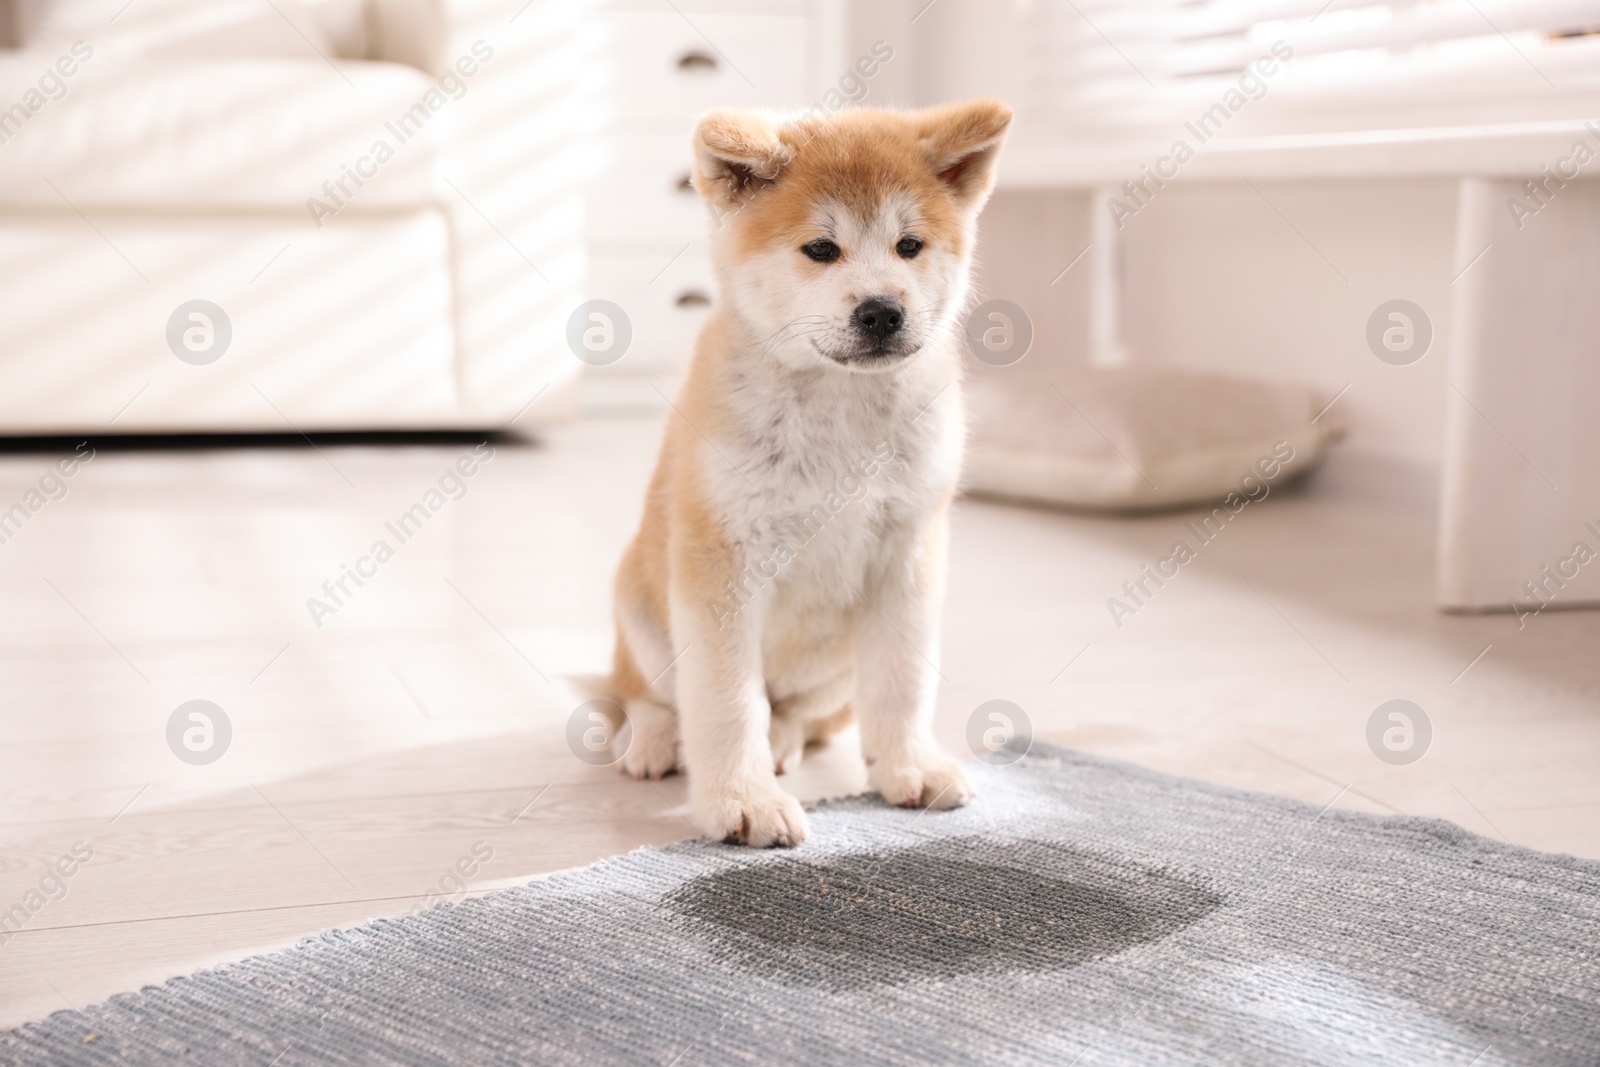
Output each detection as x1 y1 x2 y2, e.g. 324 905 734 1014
853 298 904 340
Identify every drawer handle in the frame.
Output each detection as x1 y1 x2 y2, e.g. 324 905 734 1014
676 173 695 194
676 291 711 308
677 50 717 72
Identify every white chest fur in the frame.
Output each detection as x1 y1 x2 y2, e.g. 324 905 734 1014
698 342 964 645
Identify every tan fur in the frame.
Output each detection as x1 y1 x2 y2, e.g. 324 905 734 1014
804 703 855 745
608 99 1011 846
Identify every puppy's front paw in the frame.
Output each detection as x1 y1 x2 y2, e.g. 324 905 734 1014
694 780 809 848
870 747 975 810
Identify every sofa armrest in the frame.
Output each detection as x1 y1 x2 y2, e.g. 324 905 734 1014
421 0 592 428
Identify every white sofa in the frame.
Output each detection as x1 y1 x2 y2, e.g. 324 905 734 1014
0 0 586 432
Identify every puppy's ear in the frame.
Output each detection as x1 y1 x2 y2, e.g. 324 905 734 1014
915 97 1012 209
691 109 793 210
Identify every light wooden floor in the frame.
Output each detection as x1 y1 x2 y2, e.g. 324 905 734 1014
2 416 1596 1028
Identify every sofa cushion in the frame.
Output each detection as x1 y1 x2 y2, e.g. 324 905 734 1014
0 54 445 210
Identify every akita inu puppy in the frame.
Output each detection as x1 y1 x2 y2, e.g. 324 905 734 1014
607 99 1012 846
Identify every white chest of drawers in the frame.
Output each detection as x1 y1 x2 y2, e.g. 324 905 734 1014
582 0 845 411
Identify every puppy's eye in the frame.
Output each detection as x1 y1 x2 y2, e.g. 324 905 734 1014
802 239 841 263
896 236 923 258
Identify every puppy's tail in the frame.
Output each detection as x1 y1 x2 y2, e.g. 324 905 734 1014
564 671 616 704
562 671 627 733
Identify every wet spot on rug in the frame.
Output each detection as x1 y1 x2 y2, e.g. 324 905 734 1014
666 837 1222 989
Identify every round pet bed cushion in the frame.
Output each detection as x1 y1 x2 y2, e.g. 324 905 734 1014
964 366 1341 511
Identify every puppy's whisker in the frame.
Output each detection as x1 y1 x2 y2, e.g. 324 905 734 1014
761 315 830 346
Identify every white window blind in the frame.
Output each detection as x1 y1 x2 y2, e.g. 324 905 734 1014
1025 0 1600 137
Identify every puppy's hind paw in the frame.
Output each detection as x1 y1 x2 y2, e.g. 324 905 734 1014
870 748 975 810
618 700 679 780
769 715 806 776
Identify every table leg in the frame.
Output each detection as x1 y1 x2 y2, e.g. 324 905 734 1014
1438 177 1600 611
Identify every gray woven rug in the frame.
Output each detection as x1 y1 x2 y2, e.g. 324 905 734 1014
6 743 1599 1066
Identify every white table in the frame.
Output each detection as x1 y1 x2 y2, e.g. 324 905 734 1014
997 120 1600 612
